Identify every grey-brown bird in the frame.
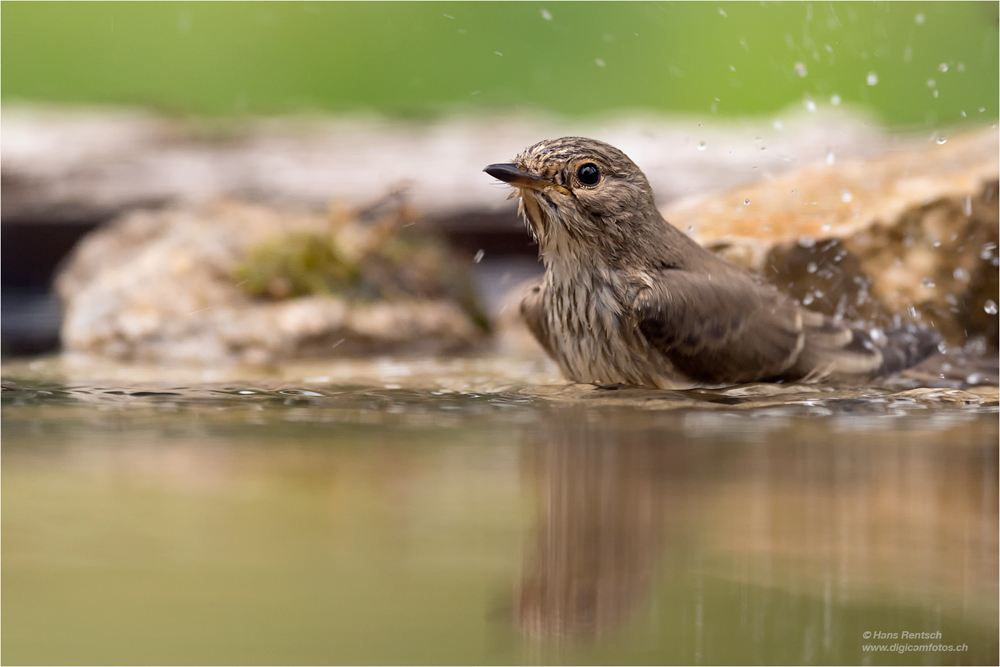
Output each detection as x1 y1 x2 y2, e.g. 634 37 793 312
485 137 939 388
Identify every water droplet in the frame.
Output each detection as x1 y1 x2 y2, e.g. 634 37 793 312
954 267 970 282
773 120 784 130
938 63 948 72
830 94 841 105
540 8 552 20
935 136 947 144
803 96 817 112
962 196 972 216
760 146 767 152
870 328 887 344
840 190 853 202
915 13 925 24
718 7 727 16
495 51 503 56
965 337 988 356
921 278 936 288
985 300 998 315
473 249 485 263
802 293 815 305
961 110 967 117
866 71 879 86
932 90 939 98
826 151 835 165
595 58 605 67
730 65 736 72
794 62 808 77
979 107 986 113
966 372 986 385
743 199 750 205
697 141 707 151
807 262 818 274
982 243 997 260
957 62 965 72
799 236 816 248
927 79 936 88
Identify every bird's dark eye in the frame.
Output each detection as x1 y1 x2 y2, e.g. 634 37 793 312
576 163 601 186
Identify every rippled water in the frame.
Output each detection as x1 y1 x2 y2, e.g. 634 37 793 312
3 355 998 664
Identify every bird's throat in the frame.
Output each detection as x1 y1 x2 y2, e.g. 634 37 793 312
517 190 547 243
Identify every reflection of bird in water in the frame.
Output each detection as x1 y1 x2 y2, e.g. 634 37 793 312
486 137 940 388
515 411 665 639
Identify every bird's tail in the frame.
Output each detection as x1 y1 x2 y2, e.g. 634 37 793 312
791 316 942 381
874 325 942 376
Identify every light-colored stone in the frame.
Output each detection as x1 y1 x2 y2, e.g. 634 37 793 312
664 127 1000 347
3 105 889 223
55 201 486 364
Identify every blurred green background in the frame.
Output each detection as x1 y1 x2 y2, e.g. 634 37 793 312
2 1 997 128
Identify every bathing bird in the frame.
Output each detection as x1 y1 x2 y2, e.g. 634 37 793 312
485 137 939 388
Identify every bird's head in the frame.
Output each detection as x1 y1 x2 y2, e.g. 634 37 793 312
485 137 658 257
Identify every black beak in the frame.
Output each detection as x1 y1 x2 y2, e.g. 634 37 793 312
484 163 553 189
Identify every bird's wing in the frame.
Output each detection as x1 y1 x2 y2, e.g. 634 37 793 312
633 270 885 384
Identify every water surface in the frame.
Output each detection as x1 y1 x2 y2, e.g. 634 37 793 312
3 356 997 664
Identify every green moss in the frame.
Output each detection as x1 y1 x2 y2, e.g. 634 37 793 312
233 233 360 299
232 223 490 333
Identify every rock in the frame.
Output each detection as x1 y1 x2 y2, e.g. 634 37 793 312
55 200 487 364
663 127 1000 348
3 105 889 226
